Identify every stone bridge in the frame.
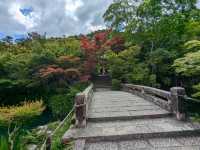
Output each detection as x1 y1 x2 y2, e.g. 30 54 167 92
62 84 200 150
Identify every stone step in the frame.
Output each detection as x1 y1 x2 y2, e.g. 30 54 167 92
94 85 112 89
88 111 172 122
83 136 200 150
94 88 112 92
62 117 200 143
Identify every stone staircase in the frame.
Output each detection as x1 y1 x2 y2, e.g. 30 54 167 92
93 75 111 89
63 89 200 150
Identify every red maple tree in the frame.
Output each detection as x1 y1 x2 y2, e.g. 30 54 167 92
80 30 126 78
37 64 81 85
106 35 125 53
80 30 111 76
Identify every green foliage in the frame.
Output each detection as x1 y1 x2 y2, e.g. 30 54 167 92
105 45 157 86
0 35 87 149
148 48 175 87
173 50 200 76
105 46 140 80
49 94 74 119
0 136 9 150
184 40 200 52
111 79 121 90
103 0 136 30
0 1 200 146
184 21 200 40
22 130 45 146
51 115 73 150
128 63 157 86
21 118 73 150
43 37 81 57
48 83 87 119
104 0 200 93
193 83 200 98
173 40 200 97
0 35 83 106
0 101 45 126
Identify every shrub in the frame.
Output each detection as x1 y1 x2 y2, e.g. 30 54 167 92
112 79 121 90
48 83 88 119
51 115 73 150
0 100 45 126
193 83 200 98
0 136 8 150
49 87 79 119
49 94 73 119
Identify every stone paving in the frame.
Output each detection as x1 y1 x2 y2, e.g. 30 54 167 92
63 117 200 140
85 137 200 150
62 90 200 150
88 91 170 121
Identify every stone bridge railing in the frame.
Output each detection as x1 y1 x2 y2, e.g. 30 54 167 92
75 84 94 128
122 84 187 121
74 83 188 128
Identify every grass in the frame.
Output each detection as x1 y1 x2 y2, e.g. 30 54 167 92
50 110 74 150
0 136 9 150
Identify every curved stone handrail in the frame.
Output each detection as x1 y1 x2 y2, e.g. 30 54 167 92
75 84 94 128
122 84 187 121
123 84 171 100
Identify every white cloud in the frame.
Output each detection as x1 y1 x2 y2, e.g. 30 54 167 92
197 0 200 8
9 2 40 30
65 0 84 21
0 0 113 36
87 23 106 32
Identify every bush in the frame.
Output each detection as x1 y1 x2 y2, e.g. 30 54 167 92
48 84 86 119
51 115 73 150
0 136 8 150
49 94 73 119
0 100 45 126
112 79 121 90
193 83 200 98
48 83 88 119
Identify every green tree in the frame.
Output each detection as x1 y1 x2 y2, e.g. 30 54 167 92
104 0 200 90
173 40 200 97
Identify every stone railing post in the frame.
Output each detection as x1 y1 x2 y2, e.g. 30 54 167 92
75 94 86 128
170 87 187 121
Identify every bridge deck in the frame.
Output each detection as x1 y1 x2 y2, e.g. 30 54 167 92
63 89 200 150
88 91 170 121
84 137 200 150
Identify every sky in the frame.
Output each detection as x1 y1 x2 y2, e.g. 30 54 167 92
0 0 113 38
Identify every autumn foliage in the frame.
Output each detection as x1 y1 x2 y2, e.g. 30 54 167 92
58 55 80 64
38 64 80 84
37 55 82 85
106 36 125 53
80 30 125 77
36 30 125 84
38 65 64 79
